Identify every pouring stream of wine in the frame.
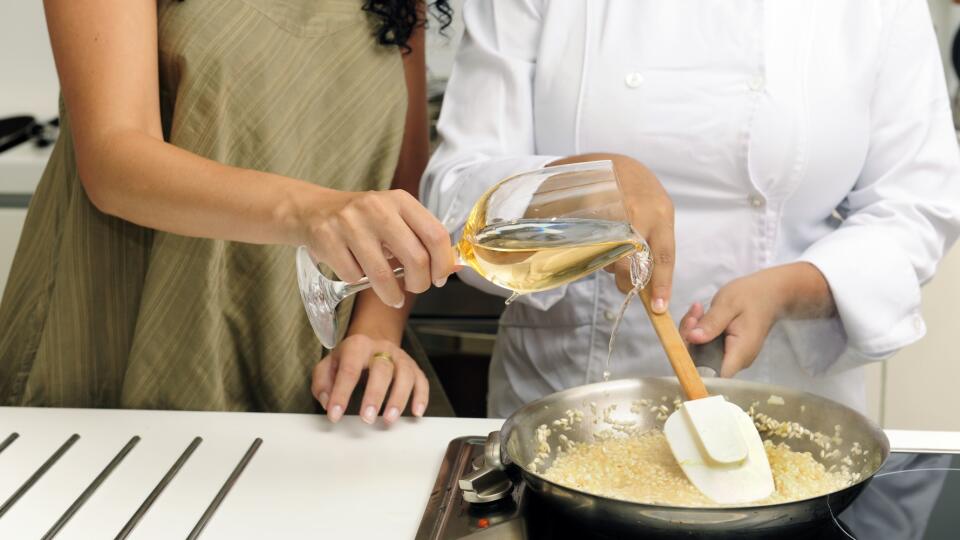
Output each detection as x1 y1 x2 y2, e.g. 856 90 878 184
604 252 647 381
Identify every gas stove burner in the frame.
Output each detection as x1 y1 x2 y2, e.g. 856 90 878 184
459 432 513 504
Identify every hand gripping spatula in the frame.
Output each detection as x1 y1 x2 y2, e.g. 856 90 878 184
639 287 774 504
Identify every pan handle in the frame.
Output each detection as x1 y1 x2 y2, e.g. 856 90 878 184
689 338 724 377
485 431 506 470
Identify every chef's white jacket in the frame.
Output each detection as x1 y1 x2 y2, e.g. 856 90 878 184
422 0 960 417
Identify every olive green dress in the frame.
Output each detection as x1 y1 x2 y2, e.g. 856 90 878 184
0 0 447 413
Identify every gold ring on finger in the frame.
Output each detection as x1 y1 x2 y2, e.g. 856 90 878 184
372 351 394 366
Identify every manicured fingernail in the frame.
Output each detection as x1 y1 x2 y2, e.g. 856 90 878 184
433 276 447 288
329 404 344 423
361 405 376 424
413 402 426 417
318 392 329 408
652 298 667 313
392 298 404 309
384 407 400 423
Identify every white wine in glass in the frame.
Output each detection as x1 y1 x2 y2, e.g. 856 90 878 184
297 160 652 348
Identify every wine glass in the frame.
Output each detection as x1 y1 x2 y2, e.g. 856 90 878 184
296 160 653 348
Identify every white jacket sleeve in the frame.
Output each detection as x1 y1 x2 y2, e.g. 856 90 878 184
421 0 564 308
798 0 960 368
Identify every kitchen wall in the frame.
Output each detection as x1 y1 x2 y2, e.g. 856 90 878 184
0 2 58 119
930 0 960 94
0 1 55 290
1 1 959 428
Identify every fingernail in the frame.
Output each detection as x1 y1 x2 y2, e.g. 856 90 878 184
433 276 448 288
392 298 404 309
361 405 376 424
652 298 667 313
384 407 400 423
413 402 426 417
318 392 329 408
329 404 344 423
690 328 705 340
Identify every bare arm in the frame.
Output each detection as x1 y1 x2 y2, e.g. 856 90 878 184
43 0 454 306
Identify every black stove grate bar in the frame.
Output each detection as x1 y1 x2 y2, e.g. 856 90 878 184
186 437 263 540
114 436 203 540
0 433 19 456
42 435 140 539
0 433 80 519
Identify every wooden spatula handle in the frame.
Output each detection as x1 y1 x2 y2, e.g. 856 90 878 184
638 287 710 401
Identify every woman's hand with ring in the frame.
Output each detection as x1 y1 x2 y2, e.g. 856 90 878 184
311 334 430 426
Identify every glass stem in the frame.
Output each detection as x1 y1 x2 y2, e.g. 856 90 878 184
337 244 464 299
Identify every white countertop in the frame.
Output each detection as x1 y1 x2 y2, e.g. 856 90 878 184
0 407 501 539
1 407 958 540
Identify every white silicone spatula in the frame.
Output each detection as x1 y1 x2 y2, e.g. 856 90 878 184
639 287 774 505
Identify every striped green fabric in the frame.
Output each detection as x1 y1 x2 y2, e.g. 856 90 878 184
0 0 428 413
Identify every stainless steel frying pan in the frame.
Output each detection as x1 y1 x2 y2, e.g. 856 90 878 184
469 377 889 536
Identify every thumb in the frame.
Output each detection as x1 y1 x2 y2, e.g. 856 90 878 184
686 301 737 345
678 302 704 344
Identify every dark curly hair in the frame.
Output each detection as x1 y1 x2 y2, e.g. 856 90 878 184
177 1 452 52
364 0 453 52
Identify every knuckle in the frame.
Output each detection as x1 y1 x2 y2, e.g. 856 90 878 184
356 191 383 213
409 248 430 269
713 289 732 306
311 224 338 250
654 251 674 266
370 265 394 283
656 205 675 223
333 212 358 235
338 362 363 380
391 189 414 202
424 224 449 247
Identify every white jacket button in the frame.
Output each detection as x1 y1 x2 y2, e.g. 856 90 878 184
625 72 645 88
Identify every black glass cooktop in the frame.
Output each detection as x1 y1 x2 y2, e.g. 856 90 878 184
416 437 960 539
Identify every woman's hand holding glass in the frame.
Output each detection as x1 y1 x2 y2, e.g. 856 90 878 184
299 188 457 309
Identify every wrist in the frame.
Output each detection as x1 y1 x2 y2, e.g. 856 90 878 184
279 180 352 247
767 263 834 319
346 320 404 344
346 290 411 344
